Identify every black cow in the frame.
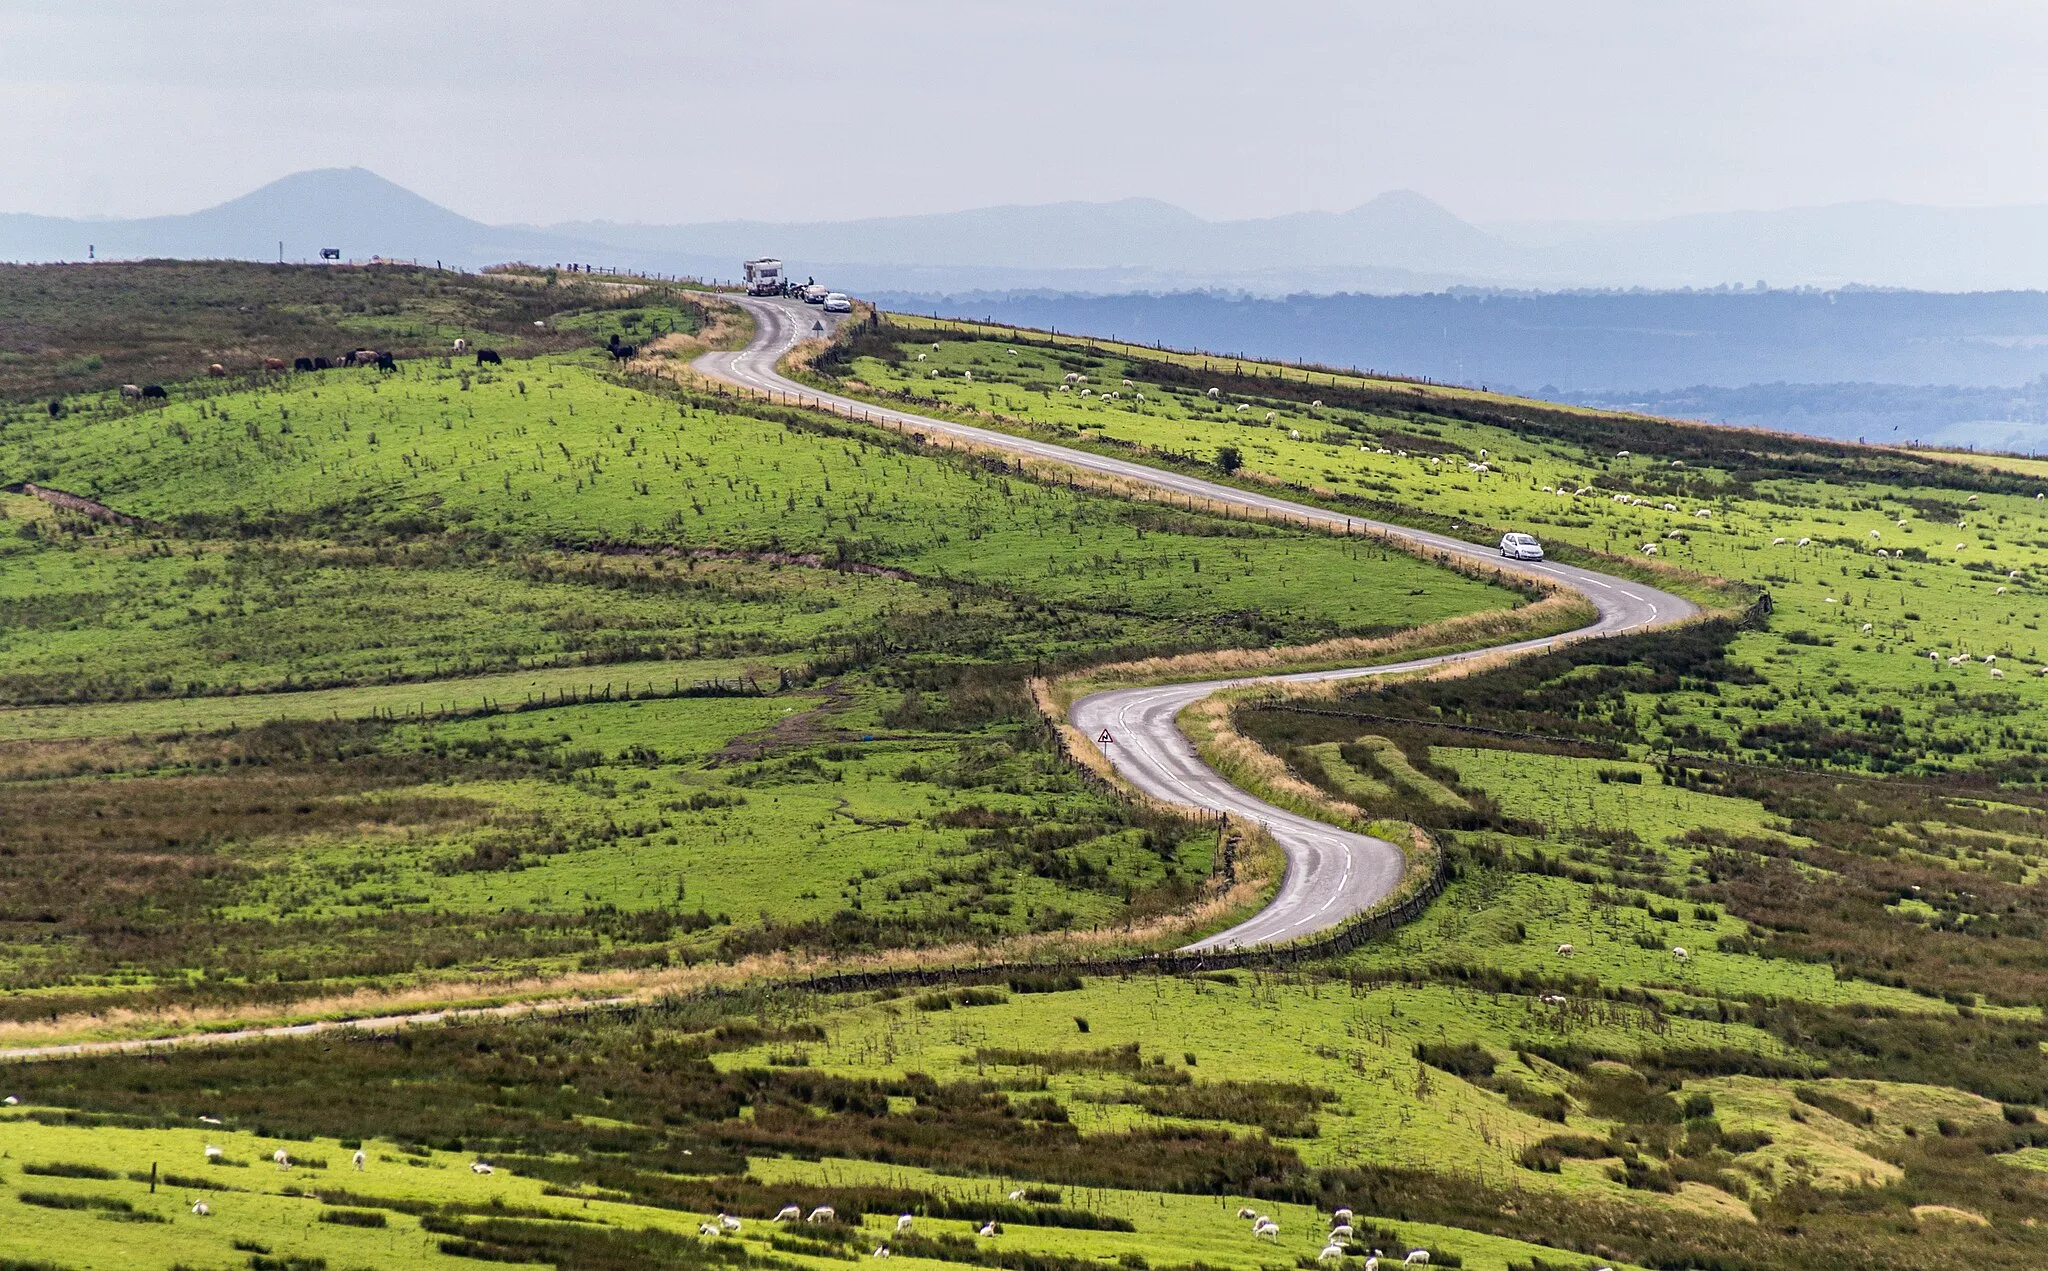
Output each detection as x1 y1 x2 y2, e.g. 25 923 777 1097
141 384 168 400
475 349 502 366
46 400 61 418
375 351 396 373
294 357 315 372
608 343 637 360
312 356 332 370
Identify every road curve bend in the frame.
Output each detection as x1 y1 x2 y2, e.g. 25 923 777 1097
696 297 1699 950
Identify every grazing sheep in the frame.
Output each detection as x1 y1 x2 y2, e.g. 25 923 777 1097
1824 597 1838 604
1930 651 1940 664
0 1096 14 1106
701 1223 721 1236
191 1200 211 1216
1320 1246 1347 1263
808 1206 837 1223
1540 993 1568 1006
918 353 927 361
1404 1253 1430 1266
1237 404 1249 413
979 1222 1001 1237
1311 399 1323 408
1365 1258 1378 1271
453 339 467 352
1771 537 1787 545
208 363 227 377
873 1246 892 1259
205 1144 223 1160
1643 544 1659 555
777 1205 803 1223
1861 622 1874 632
1672 947 1689 961
472 1162 495 1175
1991 667 2006 679
1332 1208 1353 1224
1556 943 1574 956
199 1116 222 1126
1237 1207 1258 1220
1957 543 1969 551
1869 529 1881 539
2013 570 2025 579
896 1215 916 1234
720 1214 743 1232
1289 429 1301 440
1662 502 1678 512
1207 388 1220 398
1798 537 1812 547
273 1149 291 1169
1254 1220 1281 1242
1968 494 1979 502
1617 449 1630 457
1875 549 1889 558
1330 1224 1355 1241
1986 654 1998 663
353 1149 366 1171
1950 654 1970 666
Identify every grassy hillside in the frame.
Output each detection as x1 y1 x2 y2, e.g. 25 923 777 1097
8 270 2048 1271
0 266 1527 1032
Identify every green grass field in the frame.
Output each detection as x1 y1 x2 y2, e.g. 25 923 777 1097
8 270 2048 1270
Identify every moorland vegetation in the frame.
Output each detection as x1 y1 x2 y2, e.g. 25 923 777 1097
3 268 2048 1270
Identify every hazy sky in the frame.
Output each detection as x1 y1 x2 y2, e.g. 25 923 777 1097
5 1 2046 226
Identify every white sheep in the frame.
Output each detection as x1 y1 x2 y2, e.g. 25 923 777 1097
1 1096 15 1106
979 1222 1001 1238
873 1246 892 1259
896 1215 916 1234
721 1214 743 1232
1330 1224 1355 1241
1320 1246 1347 1263
918 353 927 361
1311 399 1323 408
1991 667 2006 679
1540 993 1568 1006
776 1205 803 1223
1968 494 1980 502
1987 654 1999 663
1617 449 1630 457
1207 388 1220 399
1876 549 1889 558
191 1200 211 1216
1332 1208 1354 1225
1672 947 1689 961
205 1144 223 1161
701 1223 721 1237
1798 537 1812 547
1266 411 1277 421
353 1149 366 1171
1556 943 1575 956
199 1116 222 1126
273 1149 291 1170
1861 622 1874 633
1237 404 1249 413
1237 1207 1258 1220
472 1162 495 1175
2013 570 2025 579
1254 1220 1281 1242
1643 544 1659 555
809 1206 837 1223
1404 1253 1430 1266
1950 654 1970 666
1662 502 1678 512
1869 529 1881 539
452 338 467 352
1289 429 1302 440
1998 586 2008 595
1771 537 1786 545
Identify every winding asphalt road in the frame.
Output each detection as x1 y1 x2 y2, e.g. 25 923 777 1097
696 297 1697 950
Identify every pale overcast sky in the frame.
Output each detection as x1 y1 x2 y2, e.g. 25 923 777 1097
4 1 2045 226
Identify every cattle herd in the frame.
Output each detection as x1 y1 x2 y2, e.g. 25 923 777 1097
108 340 517 404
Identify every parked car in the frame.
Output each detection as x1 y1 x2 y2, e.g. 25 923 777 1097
1499 531 1545 560
822 292 852 313
801 284 830 304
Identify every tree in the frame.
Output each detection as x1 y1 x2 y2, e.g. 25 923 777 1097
1214 446 1243 474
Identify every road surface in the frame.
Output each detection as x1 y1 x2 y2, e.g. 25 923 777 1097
696 297 1698 950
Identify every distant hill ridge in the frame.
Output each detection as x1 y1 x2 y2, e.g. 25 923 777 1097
14 167 2048 293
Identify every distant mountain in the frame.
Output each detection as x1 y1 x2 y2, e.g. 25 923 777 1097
0 168 601 267
17 168 2048 294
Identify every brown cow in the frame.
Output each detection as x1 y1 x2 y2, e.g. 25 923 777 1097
208 363 227 377
119 384 142 400
262 357 287 372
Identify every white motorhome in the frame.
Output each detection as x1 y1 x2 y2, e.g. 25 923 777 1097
743 258 786 296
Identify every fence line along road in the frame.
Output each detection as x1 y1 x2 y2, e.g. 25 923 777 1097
693 297 1698 952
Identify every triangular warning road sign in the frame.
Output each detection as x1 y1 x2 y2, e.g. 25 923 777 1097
1096 729 1115 744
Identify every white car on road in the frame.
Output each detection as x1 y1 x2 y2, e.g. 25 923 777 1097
822 292 852 313
1499 531 1545 560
